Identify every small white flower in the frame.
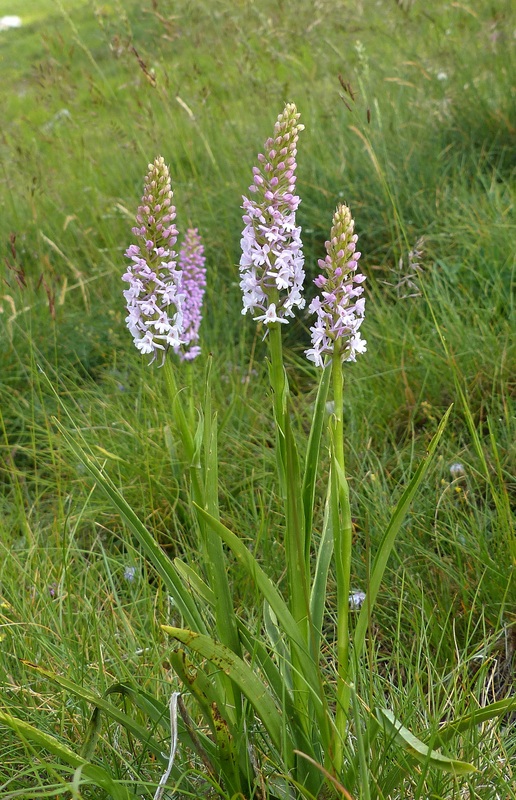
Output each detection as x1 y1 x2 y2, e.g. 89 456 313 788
124 566 137 582
349 590 366 610
450 462 466 479
135 331 162 355
254 303 288 324
153 312 172 333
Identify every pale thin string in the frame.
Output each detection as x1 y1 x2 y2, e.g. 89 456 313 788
153 691 180 800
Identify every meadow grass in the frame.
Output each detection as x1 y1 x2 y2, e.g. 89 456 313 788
1 0 515 797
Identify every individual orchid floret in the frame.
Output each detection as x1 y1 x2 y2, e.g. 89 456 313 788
174 228 206 361
122 156 185 364
305 204 367 367
239 103 306 325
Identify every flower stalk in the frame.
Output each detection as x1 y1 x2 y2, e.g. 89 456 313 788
331 346 353 771
240 106 313 741
306 205 366 769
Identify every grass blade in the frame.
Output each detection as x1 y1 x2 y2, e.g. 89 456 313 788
0 710 138 799
432 696 516 743
22 661 171 765
54 418 206 633
353 406 452 660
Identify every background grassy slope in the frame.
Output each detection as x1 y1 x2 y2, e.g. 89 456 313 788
1 0 515 797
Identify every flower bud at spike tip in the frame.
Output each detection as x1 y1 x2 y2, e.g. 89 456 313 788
305 204 367 367
122 157 186 365
239 103 306 324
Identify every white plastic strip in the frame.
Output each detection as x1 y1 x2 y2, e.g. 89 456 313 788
153 691 180 800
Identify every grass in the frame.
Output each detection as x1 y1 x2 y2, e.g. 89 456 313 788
1 0 515 797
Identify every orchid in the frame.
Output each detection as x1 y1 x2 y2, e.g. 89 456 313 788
122 156 185 364
239 103 305 325
306 203 367 366
175 227 206 361
22 113 466 800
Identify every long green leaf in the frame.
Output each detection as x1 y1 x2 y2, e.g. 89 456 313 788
202 362 241 662
309 493 333 657
353 406 452 659
54 419 206 633
162 626 292 765
302 363 331 555
174 558 215 605
192 506 306 652
0 710 138 799
377 708 477 775
192 503 328 721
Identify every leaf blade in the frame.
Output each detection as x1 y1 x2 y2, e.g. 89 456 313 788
162 626 291 765
377 708 477 776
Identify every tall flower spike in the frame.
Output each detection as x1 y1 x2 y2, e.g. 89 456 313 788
175 228 206 361
305 204 367 367
239 103 306 325
122 156 185 365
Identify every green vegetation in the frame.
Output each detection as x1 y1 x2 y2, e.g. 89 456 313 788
0 1 514 798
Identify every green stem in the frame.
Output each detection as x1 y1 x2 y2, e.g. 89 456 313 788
332 351 345 480
302 362 331 561
268 322 287 485
331 347 353 770
268 322 311 744
268 324 307 624
163 360 204 510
